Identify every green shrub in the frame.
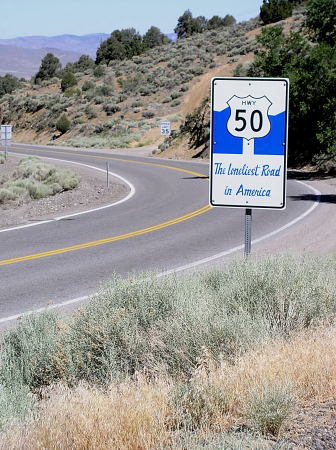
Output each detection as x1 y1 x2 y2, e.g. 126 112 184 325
246 383 295 436
171 99 181 107
171 91 182 100
82 80 95 91
0 74 21 97
2 255 335 391
103 104 121 115
95 85 113 97
63 87 81 98
131 100 143 108
56 114 71 134
0 188 17 203
260 0 293 25
34 53 61 83
61 71 77 92
93 65 105 78
84 105 97 119
7 157 80 199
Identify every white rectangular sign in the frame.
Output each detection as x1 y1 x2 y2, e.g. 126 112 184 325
160 121 171 136
210 78 289 209
1 124 12 141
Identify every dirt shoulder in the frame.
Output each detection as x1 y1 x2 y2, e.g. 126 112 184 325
0 155 129 229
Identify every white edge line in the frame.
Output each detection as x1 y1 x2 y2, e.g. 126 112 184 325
0 153 136 233
0 180 321 325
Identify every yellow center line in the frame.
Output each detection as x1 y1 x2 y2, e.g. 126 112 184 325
0 205 212 266
2 147 212 266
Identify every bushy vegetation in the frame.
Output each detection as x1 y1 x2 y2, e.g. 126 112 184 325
56 114 71 134
164 3 335 167
0 74 21 97
305 0 336 45
64 116 158 148
96 27 170 65
260 0 294 25
60 71 77 92
0 156 80 204
1 255 335 388
4 6 314 151
0 255 335 445
175 9 236 38
34 53 62 84
64 55 95 74
248 2 336 166
0 14 261 147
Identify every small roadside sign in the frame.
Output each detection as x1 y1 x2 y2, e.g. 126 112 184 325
210 78 289 210
160 121 171 136
1 124 12 159
1 124 12 141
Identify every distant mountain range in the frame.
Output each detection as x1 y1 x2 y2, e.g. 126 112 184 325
0 33 109 79
0 32 177 79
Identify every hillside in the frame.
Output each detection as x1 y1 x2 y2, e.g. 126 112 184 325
0 11 304 156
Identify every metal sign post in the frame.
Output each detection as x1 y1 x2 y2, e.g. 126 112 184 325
210 77 289 255
244 208 252 256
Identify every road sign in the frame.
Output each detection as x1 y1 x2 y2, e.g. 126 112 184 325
1 124 12 141
1 124 12 159
1 125 12 141
210 78 289 209
160 121 171 136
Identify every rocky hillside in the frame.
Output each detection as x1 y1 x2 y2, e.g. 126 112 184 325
0 11 304 157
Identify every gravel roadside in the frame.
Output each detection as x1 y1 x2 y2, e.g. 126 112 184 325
0 155 129 229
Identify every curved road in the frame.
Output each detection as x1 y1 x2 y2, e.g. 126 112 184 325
0 144 318 321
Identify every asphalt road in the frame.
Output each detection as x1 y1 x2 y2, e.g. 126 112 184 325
0 144 316 321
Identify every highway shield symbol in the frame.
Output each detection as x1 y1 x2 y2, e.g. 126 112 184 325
227 95 272 140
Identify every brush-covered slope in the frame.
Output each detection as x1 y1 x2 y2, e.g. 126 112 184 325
0 12 303 153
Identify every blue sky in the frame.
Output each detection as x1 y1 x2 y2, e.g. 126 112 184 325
0 0 263 38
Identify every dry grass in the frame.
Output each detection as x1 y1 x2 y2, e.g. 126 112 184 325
2 379 171 450
1 326 335 449
190 326 336 430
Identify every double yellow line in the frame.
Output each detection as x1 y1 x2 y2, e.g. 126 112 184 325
1 147 211 266
0 205 211 266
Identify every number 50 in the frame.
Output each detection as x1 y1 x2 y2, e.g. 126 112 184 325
235 109 263 132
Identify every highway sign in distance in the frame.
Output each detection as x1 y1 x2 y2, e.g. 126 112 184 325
1 124 12 141
160 121 171 136
210 78 289 209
